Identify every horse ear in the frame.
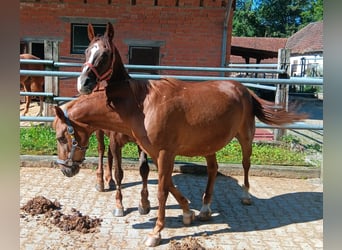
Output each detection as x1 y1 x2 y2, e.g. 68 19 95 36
87 23 95 41
54 106 66 123
104 22 114 41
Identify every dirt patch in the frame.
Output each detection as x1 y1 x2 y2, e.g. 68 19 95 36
20 196 102 234
169 236 206 250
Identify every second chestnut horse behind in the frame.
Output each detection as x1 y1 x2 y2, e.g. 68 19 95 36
20 53 45 116
54 101 150 217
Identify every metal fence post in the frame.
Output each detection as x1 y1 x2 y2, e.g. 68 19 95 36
43 40 59 125
274 48 290 140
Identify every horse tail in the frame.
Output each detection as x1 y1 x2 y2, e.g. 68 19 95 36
249 90 308 126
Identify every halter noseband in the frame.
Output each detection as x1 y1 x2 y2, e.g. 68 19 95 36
56 110 88 167
84 61 113 82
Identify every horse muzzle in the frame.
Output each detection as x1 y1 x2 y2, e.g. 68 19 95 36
77 74 98 95
55 159 82 177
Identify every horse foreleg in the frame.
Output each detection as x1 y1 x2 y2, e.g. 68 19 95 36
144 150 174 247
95 130 105 192
137 147 151 215
112 139 124 217
168 184 195 225
198 154 218 221
236 133 253 205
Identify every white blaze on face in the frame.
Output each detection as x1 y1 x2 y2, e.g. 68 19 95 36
77 43 99 93
82 43 99 73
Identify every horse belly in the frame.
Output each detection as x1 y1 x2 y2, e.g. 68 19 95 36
175 121 239 156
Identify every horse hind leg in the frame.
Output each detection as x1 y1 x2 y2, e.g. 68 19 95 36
198 154 218 221
23 95 31 116
21 80 31 116
236 131 254 205
36 96 44 116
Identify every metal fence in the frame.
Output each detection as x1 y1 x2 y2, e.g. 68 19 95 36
20 58 323 132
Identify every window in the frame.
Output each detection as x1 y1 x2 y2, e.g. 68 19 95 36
71 23 106 54
128 46 160 75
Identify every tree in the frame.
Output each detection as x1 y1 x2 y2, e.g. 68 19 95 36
232 0 265 37
300 0 323 28
232 0 323 37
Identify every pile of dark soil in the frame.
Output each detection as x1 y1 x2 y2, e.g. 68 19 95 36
21 195 61 215
169 236 206 250
20 196 102 233
47 208 102 233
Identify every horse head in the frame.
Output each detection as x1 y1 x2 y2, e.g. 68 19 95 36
77 22 117 95
53 106 91 177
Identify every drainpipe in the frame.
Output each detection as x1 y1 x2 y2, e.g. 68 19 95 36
220 0 233 76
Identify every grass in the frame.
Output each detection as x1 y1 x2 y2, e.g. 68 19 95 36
20 125 320 167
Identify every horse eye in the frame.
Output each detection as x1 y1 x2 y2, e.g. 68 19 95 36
57 136 67 144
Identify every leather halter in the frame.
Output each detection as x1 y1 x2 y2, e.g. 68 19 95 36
83 48 115 83
55 110 88 167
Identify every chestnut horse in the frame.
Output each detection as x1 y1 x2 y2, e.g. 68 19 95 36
61 23 306 246
20 54 45 116
53 97 150 217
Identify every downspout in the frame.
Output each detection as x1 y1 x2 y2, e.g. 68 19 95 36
220 0 233 76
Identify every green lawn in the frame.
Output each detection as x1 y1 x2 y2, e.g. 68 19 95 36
20 125 321 167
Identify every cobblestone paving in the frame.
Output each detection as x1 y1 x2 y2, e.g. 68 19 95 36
20 167 323 250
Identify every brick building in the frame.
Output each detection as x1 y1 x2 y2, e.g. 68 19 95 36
20 0 235 97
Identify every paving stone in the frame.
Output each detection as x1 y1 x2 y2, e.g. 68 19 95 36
20 167 322 249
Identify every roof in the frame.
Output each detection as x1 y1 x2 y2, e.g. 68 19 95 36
230 37 287 63
229 21 323 63
285 21 323 55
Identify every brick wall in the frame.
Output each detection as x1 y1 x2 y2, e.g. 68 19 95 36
20 0 234 97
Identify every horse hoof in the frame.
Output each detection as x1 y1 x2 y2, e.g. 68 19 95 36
241 198 252 205
108 180 116 191
198 211 212 221
113 208 124 217
144 233 161 247
138 205 151 215
183 210 195 225
95 184 105 192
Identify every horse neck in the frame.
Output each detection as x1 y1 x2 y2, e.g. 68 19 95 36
69 92 132 135
109 48 130 82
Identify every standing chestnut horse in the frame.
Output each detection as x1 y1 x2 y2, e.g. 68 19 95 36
59 22 306 246
54 96 151 217
20 54 45 116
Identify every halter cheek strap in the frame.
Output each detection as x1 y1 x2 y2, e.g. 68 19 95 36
55 110 88 167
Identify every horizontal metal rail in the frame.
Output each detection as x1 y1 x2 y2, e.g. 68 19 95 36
256 122 323 130
19 116 323 131
20 91 54 97
227 63 278 67
20 116 55 122
53 97 77 102
20 59 54 65
20 70 323 86
21 59 281 72
124 64 285 73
